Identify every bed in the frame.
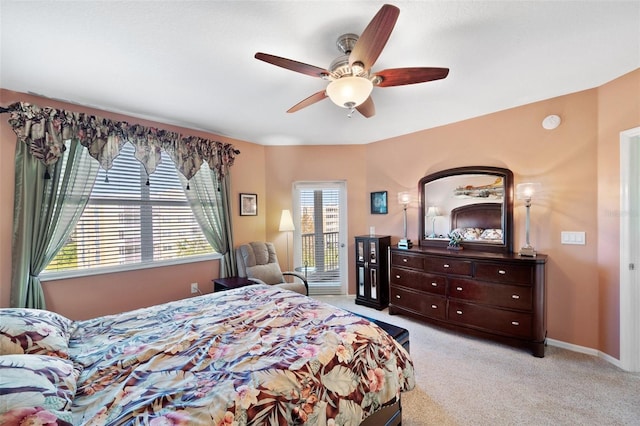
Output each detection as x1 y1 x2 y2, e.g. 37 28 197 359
449 202 504 243
0 284 414 425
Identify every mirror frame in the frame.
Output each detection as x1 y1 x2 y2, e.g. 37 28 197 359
418 166 514 253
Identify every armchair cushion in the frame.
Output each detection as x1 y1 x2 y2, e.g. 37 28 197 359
246 263 284 285
238 242 284 285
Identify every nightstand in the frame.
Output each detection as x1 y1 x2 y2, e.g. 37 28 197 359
212 277 253 292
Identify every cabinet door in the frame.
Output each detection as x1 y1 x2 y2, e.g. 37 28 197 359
357 240 365 263
355 238 367 297
356 263 380 300
369 265 378 300
369 240 378 265
357 264 366 297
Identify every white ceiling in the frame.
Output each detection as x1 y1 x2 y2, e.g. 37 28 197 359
1 1 639 146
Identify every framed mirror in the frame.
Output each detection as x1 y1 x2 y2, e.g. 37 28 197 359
419 166 514 253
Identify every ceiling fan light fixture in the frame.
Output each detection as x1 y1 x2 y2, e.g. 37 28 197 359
326 76 373 108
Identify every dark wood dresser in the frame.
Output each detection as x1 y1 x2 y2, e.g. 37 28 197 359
389 246 547 357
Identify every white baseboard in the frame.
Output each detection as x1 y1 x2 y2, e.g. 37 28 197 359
546 338 623 369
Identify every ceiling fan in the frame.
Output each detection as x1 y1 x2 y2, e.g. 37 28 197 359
255 4 449 118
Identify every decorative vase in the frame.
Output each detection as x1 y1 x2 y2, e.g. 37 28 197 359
447 245 463 251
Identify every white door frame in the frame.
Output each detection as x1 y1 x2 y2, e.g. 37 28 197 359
619 126 640 372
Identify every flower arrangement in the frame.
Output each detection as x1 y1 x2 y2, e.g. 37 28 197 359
447 231 463 250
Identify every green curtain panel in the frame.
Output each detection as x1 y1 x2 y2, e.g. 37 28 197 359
179 167 237 278
12 139 99 308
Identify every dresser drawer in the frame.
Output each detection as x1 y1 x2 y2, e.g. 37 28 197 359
391 252 423 270
424 257 472 276
448 278 533 310
448 301 533 339
475 262 533 285
390 286 446 320
390 267 446 295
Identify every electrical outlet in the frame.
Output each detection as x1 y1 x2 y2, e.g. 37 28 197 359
190 282 199 294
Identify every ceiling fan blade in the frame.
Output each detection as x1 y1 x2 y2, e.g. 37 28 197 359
287 91 328 113
374 67 450 87
349 4 400 71
356 97 375 118
255 52 330 78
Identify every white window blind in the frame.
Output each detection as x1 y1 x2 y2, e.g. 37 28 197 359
46 142 213 273
298 188 340 282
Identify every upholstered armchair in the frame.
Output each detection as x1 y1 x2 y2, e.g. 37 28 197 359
235 241 309 296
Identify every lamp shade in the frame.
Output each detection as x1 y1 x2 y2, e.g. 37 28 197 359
516 183 542 201
278 209 295 232
326 76 373 108
398 191 411 205
426 206 440 217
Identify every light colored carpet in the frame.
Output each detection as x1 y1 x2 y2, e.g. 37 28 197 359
315 295 640 426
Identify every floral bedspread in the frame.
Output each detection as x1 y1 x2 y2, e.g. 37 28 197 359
68 285 415 425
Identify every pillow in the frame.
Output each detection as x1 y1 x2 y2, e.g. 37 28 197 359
452 227 483 240
246 263 285 285
480 228 503 241
0 308 75 358
0 354 79 425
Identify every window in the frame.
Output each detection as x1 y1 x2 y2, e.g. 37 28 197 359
45 142 214 275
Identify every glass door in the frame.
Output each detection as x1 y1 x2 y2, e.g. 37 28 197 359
293 181 347 295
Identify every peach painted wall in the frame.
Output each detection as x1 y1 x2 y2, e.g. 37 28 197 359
263 145 367 290
266 89 602 350
596 69 640 358
2 68 638 355
0 89 267 320
262 69 639 356
43 261 220 320
368 92 601 350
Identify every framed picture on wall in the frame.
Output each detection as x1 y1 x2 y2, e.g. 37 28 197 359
370 191 388 214
239 193 257 216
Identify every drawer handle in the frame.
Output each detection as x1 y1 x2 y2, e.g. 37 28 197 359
443 264 450 268
511 321 520 326
431 282 438 287
431 304 438 309
456 286 463 291
402 258 408 262
396 275 401 279
511 294 520 299
396 295 401 299
498 269 506 275
456 310 463 315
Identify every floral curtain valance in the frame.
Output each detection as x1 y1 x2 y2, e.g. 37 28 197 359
2 102 240 182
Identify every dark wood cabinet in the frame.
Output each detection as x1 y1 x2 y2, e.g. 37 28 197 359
389 247 547 357
355 235 391 310
212 277 253 292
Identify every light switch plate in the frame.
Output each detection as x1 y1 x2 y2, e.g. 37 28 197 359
561 231 586 245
